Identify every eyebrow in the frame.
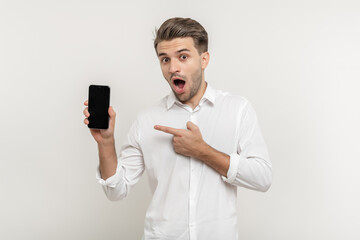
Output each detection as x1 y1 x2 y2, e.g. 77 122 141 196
158 48 190 57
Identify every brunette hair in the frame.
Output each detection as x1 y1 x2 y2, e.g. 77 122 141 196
154 17 208 55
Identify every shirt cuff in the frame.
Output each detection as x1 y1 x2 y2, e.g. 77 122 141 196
95 165 121 188
222 153 241 184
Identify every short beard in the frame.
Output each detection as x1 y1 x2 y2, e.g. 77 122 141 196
175 67 203 103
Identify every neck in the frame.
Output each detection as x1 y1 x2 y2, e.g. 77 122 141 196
184 80 207 110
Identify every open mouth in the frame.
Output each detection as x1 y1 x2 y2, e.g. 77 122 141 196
173 79 186 94
174 79 185 89
171 76 186 94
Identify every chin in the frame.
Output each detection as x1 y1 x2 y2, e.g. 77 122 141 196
174 92 187 101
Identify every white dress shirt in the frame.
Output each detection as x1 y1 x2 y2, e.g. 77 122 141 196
96 83 272 240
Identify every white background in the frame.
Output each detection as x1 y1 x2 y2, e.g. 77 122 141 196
1 0 360 239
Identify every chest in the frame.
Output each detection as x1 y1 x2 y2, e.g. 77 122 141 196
140 104 239 164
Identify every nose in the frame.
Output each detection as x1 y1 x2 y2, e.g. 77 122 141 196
169 59 180 73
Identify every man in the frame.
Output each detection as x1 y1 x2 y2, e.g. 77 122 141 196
83 17 271 240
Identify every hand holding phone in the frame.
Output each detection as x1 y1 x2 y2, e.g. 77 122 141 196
83 85 116 144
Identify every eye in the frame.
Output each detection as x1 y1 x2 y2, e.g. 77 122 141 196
162 57 170 63
180 55 187 60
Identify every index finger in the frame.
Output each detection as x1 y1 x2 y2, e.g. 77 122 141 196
154 125 183 136
84 100 88 106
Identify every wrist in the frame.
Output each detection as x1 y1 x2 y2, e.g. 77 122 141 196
97 137 115 147
195 141 211 160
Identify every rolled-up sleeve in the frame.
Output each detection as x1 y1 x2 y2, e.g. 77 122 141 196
96 117 145 201
222 101 272 192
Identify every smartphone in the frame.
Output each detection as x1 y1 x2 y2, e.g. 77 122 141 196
88 85 110 129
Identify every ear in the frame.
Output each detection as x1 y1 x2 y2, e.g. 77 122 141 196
200 51 210 70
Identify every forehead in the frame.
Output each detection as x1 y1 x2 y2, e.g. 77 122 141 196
157 37 196 56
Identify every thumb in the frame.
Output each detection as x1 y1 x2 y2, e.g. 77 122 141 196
186 121 198 131
108 106 116 129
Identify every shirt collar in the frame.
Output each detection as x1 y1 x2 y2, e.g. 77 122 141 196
166 82 217 110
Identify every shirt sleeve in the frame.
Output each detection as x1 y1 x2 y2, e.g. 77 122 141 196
221 101 272 192
96 116 145 201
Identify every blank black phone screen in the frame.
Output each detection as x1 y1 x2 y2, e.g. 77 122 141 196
88 85 110 129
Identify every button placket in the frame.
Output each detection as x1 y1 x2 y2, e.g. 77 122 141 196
189 110 198 239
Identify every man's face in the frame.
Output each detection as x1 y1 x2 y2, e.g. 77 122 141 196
157 37 208 104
